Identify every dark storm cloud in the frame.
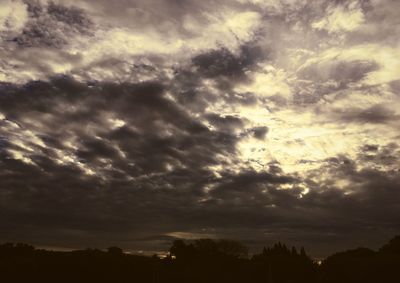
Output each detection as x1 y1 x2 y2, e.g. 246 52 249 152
249 126 269 139
205 113 245 132
56 0 244 30
334 104 400 124
295 59 381 107
0 76 239 176
13 1 93 48
269 155 400 256
357 142 400 167
0 77 246 246
207 170 299 208
301 151 400 227
192 45 264 80
298 60 379 86
169 43 264 114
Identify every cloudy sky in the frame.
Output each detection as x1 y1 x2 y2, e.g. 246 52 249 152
0 0 399 257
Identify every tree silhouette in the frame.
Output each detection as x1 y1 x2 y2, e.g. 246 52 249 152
0 235 399 283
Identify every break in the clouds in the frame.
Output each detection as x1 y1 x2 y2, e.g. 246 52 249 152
0 0 399 258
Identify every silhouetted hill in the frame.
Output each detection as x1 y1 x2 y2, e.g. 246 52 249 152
0 236 399 282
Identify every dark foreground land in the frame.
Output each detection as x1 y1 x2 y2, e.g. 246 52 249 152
1 236 399 283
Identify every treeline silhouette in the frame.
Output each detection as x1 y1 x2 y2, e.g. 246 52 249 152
0 236 399 282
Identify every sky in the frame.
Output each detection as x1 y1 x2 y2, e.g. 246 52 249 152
0 0 399 258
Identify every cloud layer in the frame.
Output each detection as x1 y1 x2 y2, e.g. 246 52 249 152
0 0 399 257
